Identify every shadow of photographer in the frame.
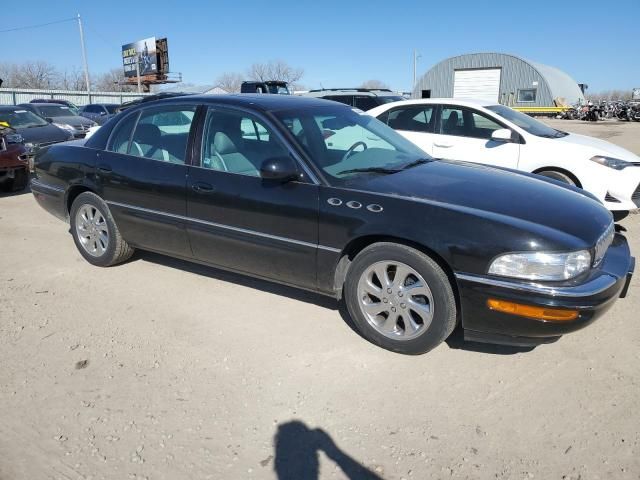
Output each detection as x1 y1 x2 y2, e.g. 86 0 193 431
274 420 382 480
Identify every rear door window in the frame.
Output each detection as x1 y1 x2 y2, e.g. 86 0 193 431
323 95 354 107
129 107 195 163
385 105 436 133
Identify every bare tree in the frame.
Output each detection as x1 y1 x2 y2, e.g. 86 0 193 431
93 68 136 92
214 72 243 93
0 62 20 87
10 61 58 89
586 89 633 102
360 79 389 89
247 60 304 88
57 67 86 91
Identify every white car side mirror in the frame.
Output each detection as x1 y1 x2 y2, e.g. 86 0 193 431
491 128 513 142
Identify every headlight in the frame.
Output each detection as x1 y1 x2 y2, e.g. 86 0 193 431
488 250 591 281
590 155 631 170
54 123 76 133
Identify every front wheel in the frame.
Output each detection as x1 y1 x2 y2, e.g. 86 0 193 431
344 243 457 355
70 192 134 267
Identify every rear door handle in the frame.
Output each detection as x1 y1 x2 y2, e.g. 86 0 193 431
97 164 112 173
192 182 215 193
434 143 453 148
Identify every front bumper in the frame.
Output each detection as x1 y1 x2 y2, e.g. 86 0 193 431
455 233 634 346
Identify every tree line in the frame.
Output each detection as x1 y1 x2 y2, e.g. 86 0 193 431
0 61 136 92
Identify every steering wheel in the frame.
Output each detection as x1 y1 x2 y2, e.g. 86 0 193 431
342 141 368 163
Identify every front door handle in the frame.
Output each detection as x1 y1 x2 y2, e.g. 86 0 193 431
434 143 453 148
192 182 215 193
97 164 112 173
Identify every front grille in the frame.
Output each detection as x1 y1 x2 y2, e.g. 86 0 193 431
72 124 91 132
594 222 615 266
604 192 621 203
632 183 640 203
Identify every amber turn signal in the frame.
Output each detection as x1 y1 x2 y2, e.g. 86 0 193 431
487 299 579 321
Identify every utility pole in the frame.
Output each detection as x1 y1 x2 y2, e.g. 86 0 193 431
413 50 422 93
77 14 91 94
135 60 142 94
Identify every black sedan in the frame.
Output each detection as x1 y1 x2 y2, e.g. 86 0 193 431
19 103 96 138
30 95 635 354
0 106 73 162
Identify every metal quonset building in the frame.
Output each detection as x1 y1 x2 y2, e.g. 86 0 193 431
413 52 585 107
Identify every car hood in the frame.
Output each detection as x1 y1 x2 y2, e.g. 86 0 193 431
553 132 640 162
353 159 613 245
50 115 94 126
13 124 71 144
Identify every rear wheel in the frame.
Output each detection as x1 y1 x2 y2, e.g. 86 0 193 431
70 192 134 267
344 243 457 355
536 169 577 186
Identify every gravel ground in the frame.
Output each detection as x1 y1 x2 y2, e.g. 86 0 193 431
1 120 639 480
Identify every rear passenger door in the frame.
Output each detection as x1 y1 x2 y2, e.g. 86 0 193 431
96 104 196 257
186 106 319 289
377 104 437 155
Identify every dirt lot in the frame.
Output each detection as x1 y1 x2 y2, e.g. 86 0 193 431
1 120 639 480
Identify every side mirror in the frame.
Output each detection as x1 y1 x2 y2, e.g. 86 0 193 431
491 128 513 142
260 156 299 182
100 111 107 116
45 117 53 123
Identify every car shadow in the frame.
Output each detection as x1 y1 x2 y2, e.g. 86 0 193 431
273 420 382 480
0 183 31 198
136 251 339 311
136 251 537 356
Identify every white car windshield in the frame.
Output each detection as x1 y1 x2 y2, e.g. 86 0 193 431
276 105 431 185
0 110 49 128
487 105 568 138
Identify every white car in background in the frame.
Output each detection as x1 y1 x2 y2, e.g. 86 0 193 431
368 99 640 219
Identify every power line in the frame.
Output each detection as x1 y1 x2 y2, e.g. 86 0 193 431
0 17 76 34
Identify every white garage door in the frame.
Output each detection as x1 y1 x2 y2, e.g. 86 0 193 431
453 69 501 103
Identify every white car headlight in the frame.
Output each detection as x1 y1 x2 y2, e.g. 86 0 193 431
488 250 591 281
590 155 631 170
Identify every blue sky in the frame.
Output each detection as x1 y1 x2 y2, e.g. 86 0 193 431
3 0 639 92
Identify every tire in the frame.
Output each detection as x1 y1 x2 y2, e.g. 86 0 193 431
344 242 457 355
613 211 629 222
69 192 134 267
536 170 576 186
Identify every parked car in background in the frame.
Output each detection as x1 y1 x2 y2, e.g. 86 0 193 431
303 88 405 111
0 124 29 192
19 103 96 139
79 103 119 125
29 99 81 115
241 81 290 94
369 99 640 220
0 106 73 167
31 95 634 354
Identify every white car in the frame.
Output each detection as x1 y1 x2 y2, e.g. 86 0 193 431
368 99 640 219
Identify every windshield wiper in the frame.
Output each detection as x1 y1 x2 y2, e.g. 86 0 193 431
399 158 431 170
337 166 401 176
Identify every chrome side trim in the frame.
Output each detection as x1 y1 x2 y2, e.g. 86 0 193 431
30 179 65 193
455 272 617 298
106 200 342 254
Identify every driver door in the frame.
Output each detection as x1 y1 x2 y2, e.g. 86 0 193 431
186 106 319 289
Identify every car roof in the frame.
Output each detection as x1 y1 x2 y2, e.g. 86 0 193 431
142 93 342 112
0 105 24 111
304 88 400 98
377 98 498 108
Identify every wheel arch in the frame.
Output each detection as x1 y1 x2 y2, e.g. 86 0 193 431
532 166 582 188
65 184 96 215
333 235 460 314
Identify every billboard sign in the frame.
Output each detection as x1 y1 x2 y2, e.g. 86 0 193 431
122 37 157 78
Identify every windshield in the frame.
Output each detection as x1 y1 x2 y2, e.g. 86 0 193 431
268 85 290 95
0 109 48 128
378 96 405 104
37 105 74 118
276 105 430 185
486 105 568 138
105 105 118 114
